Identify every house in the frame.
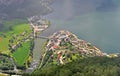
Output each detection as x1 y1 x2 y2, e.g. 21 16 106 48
57 51 63 64
52 45 59 50
11 45 18 51
28 16 50 37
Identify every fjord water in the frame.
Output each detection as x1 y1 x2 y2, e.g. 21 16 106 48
43 0 120 53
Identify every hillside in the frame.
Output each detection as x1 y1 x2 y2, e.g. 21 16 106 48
38 30 106 69
24 57 120 76
0 0 54 19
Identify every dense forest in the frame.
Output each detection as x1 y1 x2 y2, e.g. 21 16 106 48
23 56 120 76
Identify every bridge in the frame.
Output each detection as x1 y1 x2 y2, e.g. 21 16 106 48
36 36 49 39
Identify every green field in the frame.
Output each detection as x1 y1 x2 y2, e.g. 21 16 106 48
0 22 31 54
12 41 31 65
0 19 32 66
0 36 10 54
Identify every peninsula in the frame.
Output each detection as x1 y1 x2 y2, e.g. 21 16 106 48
0 17 119 76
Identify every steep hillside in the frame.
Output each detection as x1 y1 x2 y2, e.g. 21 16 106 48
0 0 54 19
24 57 120 76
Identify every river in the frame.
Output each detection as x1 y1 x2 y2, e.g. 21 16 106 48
26 38 47 73
42 0 120 53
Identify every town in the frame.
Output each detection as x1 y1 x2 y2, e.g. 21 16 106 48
39 30 119 68
39 30 101 67
28 16 50 37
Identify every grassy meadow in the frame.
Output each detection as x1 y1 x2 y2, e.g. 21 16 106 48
0 19 32 66
12 41 31 65
0 19 31 54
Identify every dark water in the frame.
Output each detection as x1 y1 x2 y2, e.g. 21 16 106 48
43 0 120 53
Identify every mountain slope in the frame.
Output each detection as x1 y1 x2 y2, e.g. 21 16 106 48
24 57 120 76
0 0 55 19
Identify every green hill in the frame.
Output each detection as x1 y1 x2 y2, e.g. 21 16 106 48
24 56 120 76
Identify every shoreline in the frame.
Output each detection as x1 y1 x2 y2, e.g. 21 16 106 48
26 17 51 73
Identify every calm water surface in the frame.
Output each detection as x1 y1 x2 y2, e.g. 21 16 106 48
43 0 120 53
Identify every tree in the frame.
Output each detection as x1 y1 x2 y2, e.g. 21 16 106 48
25 57 120 76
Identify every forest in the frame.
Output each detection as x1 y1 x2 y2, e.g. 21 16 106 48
23 56 120 76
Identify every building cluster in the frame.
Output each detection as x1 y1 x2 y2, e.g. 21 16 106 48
46 30 105 65
28 16 50 37
47 30 70 50
26 60 39 73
